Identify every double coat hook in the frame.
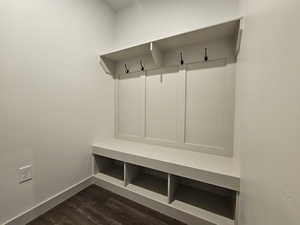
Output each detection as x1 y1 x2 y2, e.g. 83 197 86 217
139 60 145 72
204 48 208 61
180 52 184 65
124 64 129 74
124 60 145 74
178 48 208 66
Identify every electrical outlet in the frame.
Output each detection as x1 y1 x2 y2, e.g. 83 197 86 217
19 165 33 184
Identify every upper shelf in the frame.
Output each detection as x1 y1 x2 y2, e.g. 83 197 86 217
100 18 243 76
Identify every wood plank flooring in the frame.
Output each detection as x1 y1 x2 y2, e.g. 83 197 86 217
28 185 187 225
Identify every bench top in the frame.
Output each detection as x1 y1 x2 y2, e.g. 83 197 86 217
93 139 240 191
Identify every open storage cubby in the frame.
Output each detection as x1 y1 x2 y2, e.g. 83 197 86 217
169 175 237 220
94 155 124 185
124 163 168 202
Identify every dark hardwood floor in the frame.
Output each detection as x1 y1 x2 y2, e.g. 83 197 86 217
28 185 187 225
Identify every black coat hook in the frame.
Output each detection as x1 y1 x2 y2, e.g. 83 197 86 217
204 48 208 61
140 60 145 71
124 64 129 74
180 52 184 65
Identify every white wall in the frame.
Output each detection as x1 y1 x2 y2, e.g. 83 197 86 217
236 0 300 224
0 0 115 223
112 0 239 49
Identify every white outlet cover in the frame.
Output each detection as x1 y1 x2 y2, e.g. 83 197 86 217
19 165 33 184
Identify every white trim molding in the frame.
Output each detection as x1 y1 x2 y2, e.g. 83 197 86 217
2 177 93 225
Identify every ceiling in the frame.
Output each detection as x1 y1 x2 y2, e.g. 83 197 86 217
104 0 137 11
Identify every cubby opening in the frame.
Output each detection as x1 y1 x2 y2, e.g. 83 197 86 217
94 155 124 182
170 176 237 220
125 163 168 197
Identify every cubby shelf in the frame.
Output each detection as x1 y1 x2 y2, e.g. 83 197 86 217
131 173 167 196
126 165 168 203
99 18 243 76
92 139 240 225
170 199 235 225
101 166 123 182
173 185 235 219
169 175 236 225
94 172 124 187
94 155 124 186
126 183 168 204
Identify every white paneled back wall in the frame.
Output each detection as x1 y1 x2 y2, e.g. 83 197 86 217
146 69 180 143
185 64 235 155
118 74 145 137
116 62 235 156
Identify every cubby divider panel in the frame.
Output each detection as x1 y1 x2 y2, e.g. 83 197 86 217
168 174 178 203
172 176 237 220
94 155 125 183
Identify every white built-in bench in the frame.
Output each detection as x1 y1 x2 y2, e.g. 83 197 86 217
92 139 240 225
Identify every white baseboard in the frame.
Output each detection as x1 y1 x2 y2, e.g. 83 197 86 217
3 176 93 225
